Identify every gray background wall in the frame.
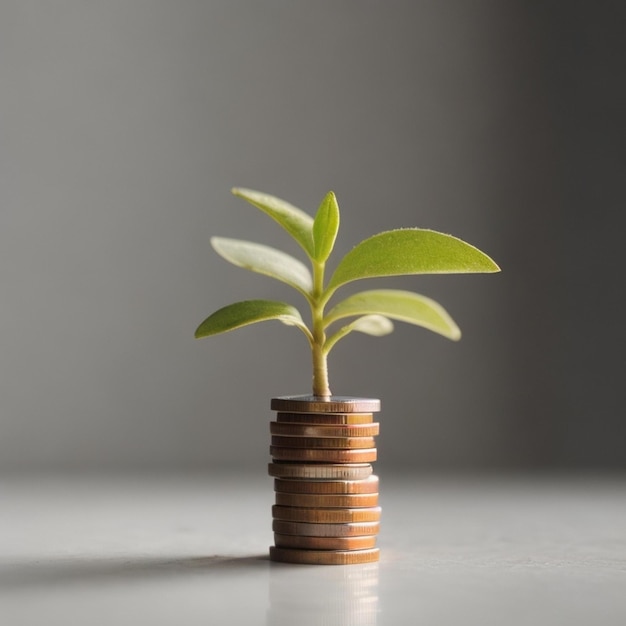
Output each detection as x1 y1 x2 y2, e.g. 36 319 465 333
1 1 624 472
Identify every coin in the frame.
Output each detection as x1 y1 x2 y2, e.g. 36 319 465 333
273 533 377 551
272 520 381 537
276 412 374 425
271 396 381 414
274 475 379 494
272 505 382 523
274 492 379 508
270 447 377 463
268 463 373 480
269 547 380 565
270 422 380 437
271 435 376 449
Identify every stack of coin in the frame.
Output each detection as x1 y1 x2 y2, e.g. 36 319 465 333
268 395 381 565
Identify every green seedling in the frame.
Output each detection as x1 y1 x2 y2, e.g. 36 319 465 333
195 188 500 397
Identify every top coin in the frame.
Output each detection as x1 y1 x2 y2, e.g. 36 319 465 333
271 395 381 414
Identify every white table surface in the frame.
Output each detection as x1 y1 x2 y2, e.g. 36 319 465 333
1 472 625 625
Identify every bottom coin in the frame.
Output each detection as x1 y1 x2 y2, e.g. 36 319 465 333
273 533 377 551
269 546 380 565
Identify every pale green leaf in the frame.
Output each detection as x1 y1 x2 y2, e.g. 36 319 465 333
211 237 313 296
348 314 394 337
232 188 314 256
323 314 394 355
195 300 307 339
312 191 340 263
327 229 500 294
325 289 461 340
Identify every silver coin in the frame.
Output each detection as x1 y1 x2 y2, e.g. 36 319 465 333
268 463 373 480
272 519 381 537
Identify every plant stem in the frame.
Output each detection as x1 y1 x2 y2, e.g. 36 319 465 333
311 260 331 397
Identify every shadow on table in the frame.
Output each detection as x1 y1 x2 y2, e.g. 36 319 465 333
0 554 268 590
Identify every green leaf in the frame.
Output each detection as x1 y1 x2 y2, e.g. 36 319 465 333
312 191 340 263
327 229 500 294
325 289 461 340
195 300 307 338
232 188 314 257
211 237 313 297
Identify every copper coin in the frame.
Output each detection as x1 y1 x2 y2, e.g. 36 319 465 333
272 520 381 537
269 547 380 565
270 422 380 437
271 396 380 414
276 412 374 425
273 533 377 551
270 447 377 463
274 492 379 508
268 463 373 480
274 475 379 494
272 505 381 523
271 435 376 449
